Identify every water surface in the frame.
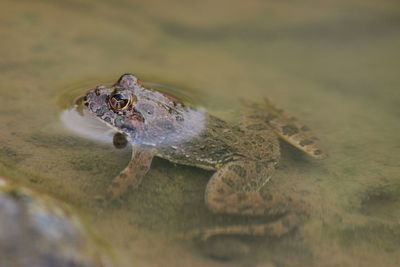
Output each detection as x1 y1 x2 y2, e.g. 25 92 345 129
0 0 399 266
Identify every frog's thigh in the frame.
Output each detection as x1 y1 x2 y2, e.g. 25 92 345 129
107 146 156 200
199 160 300 239
205 160 286 216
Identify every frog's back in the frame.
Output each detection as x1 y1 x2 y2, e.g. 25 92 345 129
157 114 280 170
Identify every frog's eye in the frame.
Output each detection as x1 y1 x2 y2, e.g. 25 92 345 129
109 93 131 111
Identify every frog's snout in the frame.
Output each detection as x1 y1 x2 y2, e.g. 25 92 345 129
82 87 110 113
81 90 94 110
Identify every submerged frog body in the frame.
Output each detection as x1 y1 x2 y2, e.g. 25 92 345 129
83 74 326 239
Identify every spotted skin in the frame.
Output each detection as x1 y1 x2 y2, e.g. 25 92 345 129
82 74 326 240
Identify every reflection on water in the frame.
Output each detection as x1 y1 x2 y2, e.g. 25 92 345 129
61 107 116 144
0 0 399 266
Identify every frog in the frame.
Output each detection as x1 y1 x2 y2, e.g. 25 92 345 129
81 73 326 240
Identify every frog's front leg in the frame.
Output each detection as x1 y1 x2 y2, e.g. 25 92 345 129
107 145 157 200
190 159 306 240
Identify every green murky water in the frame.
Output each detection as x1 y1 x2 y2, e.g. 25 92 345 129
1 0 399 266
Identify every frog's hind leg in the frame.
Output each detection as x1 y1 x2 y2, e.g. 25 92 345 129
258 98 327 159
189 160 305 240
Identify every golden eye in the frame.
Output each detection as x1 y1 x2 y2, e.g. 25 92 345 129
109 93 131 110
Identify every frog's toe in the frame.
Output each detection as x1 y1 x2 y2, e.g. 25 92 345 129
182 212 302 241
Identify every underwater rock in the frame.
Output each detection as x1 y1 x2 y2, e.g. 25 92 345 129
0 177 113 267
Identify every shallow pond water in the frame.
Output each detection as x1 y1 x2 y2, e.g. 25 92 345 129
0 0 400 266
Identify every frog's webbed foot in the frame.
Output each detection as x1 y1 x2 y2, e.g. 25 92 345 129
106 145 157 201
263 98 327 159
185 160 307 240
243 98 327 159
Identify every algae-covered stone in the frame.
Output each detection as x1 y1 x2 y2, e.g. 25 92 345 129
0 177 113 267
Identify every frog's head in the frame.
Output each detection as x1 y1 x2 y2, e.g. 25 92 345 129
81 74 145 138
